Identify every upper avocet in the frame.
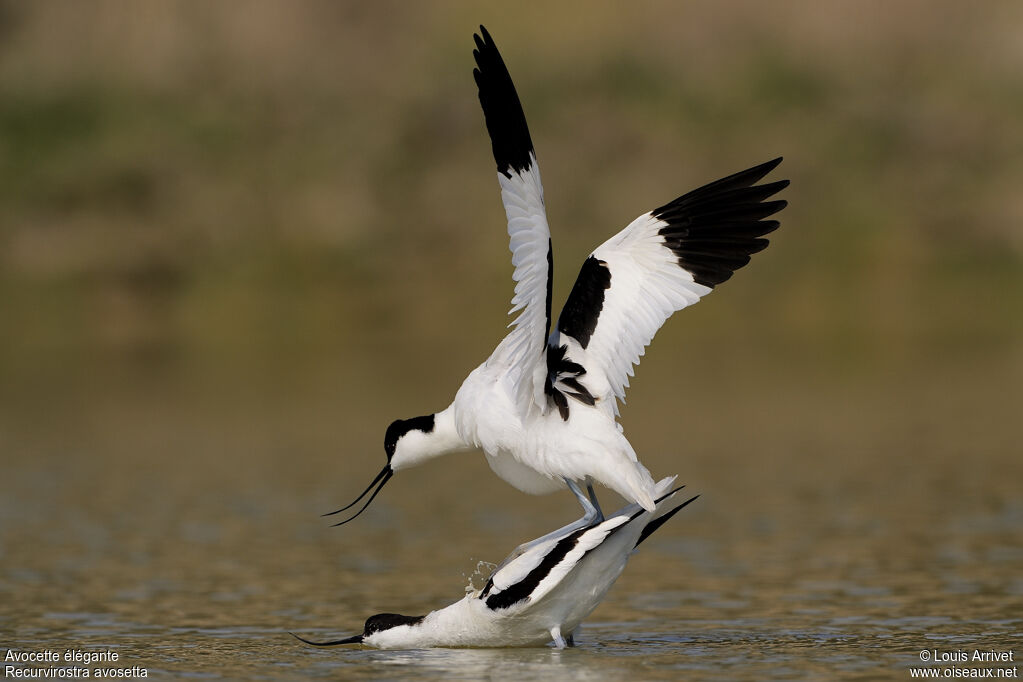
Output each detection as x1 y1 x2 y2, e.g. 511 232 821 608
327 26 787 527
299 478 697 649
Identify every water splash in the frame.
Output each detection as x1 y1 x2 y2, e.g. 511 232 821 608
463 559 498 597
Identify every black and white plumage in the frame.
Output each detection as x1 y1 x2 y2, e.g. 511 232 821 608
327 26 787 527
298 478 697 649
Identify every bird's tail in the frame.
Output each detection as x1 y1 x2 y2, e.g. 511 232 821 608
611 460 658 513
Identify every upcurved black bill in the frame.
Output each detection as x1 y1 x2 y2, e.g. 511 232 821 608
290 632 363 646
322 464 393 526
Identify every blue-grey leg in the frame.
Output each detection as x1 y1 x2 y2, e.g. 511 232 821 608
550 625 568 649
565 628 577 647
585 478 604 523
493 479 604 571
565 478 602 524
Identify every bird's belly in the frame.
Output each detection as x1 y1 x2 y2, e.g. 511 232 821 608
483 448 565 495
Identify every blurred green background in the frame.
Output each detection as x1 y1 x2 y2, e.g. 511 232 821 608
1 0 1021 655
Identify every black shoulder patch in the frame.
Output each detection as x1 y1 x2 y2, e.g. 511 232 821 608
384 414 436 458
654 157 788 288
557 256 611 349
472 25 535 178
363 613 425 636
483 528 586 611
544 344 591 421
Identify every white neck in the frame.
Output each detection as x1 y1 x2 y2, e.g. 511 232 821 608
390 405 467 471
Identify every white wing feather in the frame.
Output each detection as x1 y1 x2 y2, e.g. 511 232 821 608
491 157 552 411
550 159 787 417
584 215 712 414
472 26 553 414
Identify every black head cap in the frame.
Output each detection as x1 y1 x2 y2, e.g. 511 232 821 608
364 613 425 636
384 414 436 458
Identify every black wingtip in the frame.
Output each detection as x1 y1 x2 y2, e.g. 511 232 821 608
655 484 687 505
763 156 783 173
622 484 689 525
635 494 700 548
742 156 783 182
654 157 789 288
472 24 535 178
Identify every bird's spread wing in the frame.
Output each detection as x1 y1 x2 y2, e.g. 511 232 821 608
545 158 789 418
473 26 552 411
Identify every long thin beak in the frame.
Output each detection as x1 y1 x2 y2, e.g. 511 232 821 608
322 464 393 526
290 632 363 646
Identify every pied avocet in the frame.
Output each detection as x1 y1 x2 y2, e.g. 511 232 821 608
327 26 786 528
300 477 696 648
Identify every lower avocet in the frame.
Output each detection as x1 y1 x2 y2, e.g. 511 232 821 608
298 477 696 648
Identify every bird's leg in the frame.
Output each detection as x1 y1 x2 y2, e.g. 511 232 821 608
492 479 603 571
550 625 567 649
566 478 601 524
585 478 604 523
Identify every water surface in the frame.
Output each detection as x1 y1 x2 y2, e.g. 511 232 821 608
2 361 1019 680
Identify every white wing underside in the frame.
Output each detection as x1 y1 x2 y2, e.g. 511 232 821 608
473 27 784 422
579 215 713 416
488 154 552 412
493 185 716 419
